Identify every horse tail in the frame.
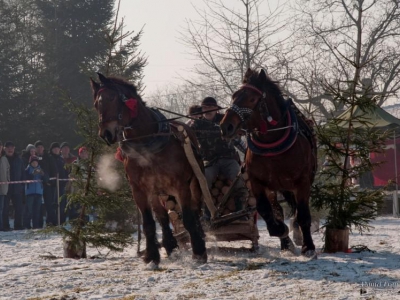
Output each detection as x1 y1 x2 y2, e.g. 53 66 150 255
281 191 296 218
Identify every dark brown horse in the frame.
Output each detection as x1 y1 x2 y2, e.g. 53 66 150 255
220 68 317 258
90 73 207 265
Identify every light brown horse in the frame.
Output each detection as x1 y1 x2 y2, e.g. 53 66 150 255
90 73 207 265
220 68 317 258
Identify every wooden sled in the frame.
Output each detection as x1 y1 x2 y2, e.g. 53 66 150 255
160 126 259 250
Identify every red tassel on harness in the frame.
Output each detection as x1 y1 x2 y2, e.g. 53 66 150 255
124 98 138 118
115 147 124 162
267 116 278 126
260 120 268 134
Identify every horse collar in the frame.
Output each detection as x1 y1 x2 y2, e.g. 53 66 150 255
247 99 299 157
119 108 171 155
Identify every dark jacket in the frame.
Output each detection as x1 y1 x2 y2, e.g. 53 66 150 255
21 150 31 168
49 152 68 191
191 113 242 162
6 152 25 195
37 151 55 178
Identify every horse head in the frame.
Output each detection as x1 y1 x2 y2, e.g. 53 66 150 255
90 73 142 145
220 68 285 139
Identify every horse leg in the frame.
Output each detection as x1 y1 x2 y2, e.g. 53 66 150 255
178 178 207 263
252 183 294 252
295 188 316 257
133 188 160 265
151 195 178 256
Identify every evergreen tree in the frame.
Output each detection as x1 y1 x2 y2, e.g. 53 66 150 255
312 80 388 252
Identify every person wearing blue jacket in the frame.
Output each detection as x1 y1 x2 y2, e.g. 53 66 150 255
25 156 48 229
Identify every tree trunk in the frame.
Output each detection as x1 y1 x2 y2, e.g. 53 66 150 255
63 238 87 259
324 227 350 253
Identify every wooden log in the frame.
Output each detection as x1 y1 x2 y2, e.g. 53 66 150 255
165 200 176 210
211 188 220 197
217 194 224 203
214 180 224 189
246 181 252 190
168 210 180 221
221 185 231 195
248 196 256 207
324 227 350 253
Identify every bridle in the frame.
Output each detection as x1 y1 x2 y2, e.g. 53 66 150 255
97 86 131 127
228 83 278 126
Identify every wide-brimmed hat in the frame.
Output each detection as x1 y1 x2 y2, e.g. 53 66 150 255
188 104 202 115
200 97 222 109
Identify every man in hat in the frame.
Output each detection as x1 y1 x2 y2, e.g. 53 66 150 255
3 141 25 230
60 142 77 165
185 104 203 126
190 97 247 219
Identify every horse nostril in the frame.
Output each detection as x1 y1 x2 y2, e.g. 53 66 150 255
103 129 114 145
225 123 235 136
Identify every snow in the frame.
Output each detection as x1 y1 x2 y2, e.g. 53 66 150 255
1 217 400 300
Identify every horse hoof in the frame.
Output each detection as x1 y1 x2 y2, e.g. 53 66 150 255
250 244 260 253
303 250 318 260
192 253 207 264
144 261 160 270
280 237 296 254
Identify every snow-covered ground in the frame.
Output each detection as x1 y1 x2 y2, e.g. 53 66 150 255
1 216 400 300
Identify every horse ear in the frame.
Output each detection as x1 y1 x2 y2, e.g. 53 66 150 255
97 72 110 85
243 68 253 82
258 69 267 83
90 77 100 95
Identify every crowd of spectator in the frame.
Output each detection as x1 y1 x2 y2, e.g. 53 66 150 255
0 140 88 231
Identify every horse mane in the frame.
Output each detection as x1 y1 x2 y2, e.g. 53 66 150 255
107 76 146 105
244 68 285 111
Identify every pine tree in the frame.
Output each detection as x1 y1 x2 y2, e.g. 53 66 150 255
312 79 388 252
33 0 147 258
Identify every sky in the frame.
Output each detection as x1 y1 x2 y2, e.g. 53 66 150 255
118 0 202 95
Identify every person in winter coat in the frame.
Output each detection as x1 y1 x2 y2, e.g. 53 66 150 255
0 141 10 231
190 97 247 218
3 141 25 230
21 144 36 167
24 156 48 229
49 142 69 225
34 140 56 227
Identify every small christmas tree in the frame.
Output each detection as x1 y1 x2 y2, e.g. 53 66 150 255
42 99 136 258
312 79 388 252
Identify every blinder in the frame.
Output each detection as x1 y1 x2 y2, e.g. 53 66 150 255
97 86 138 126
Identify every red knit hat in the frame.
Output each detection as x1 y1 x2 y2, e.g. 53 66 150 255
78 147 88 155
